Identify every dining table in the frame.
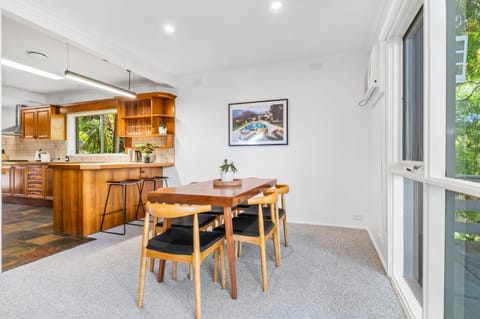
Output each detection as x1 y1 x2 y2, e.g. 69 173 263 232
147 177 276 299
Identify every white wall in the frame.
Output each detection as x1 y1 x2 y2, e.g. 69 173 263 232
1 85 47 127
167 54 372 228
367 93 388 267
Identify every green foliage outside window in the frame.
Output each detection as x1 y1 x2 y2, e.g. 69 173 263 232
454 1 480 241
76 113 124 154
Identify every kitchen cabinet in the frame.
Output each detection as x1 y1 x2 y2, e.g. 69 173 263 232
2 163 53 200
2 166 12 196
22 105 66 140
12 165 26 197
26 165 46 199
46 167 54 200
117 92 176 149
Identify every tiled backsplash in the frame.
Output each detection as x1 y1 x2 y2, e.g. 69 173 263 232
2 135 174 163
2 136 67 161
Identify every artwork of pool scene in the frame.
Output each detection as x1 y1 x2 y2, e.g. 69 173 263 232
229 99 288 146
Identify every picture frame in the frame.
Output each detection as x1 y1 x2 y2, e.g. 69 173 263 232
228 99 288 146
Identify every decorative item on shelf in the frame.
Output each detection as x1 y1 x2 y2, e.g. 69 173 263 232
158 119 167 135
34 149 42 162
2 149 9 161
219 158 237 182
137 143 156 163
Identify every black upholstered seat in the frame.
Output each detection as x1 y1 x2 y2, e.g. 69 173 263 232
215 215 275 237
156 214 217 229
147 227 224 255
240 205 285 220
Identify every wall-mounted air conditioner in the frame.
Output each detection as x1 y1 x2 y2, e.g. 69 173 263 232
359 41 384 107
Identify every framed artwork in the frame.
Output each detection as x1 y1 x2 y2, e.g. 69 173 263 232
228 99 288 146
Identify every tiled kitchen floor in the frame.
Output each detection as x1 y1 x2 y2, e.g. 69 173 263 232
2 203 95 271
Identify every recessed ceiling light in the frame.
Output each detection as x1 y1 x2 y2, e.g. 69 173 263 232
271 1 283 11
164 24 175 34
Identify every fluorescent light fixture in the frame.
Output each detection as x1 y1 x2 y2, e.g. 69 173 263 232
65 70 136 98
164 24 175 34
271 1 283 11
1 58 63 80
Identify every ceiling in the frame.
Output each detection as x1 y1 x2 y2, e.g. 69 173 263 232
2 0 385 98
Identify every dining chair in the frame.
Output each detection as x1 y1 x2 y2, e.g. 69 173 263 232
215 192 280 292
137 202 226 319
240 184 290 246
151 213 218 279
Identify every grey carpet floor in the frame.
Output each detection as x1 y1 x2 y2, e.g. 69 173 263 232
0 224 405 319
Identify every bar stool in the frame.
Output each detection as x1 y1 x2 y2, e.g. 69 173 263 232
142 176 168 191
100 179 144 235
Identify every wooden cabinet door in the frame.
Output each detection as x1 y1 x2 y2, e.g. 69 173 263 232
22 109 37 139
12 166 26 197
46 167 54 200
1 166 12 196
36 108 51 139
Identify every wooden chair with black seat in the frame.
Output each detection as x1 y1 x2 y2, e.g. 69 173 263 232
214 191 281 292
150 211 218 279
137 202 226 319
240 184 290 247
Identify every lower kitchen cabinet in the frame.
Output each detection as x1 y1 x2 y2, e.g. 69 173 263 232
1 163 52 200
2 166 12 196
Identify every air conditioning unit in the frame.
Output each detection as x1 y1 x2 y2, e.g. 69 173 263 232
359 42 384 107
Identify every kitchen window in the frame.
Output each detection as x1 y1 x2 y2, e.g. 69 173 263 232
67 109 124 154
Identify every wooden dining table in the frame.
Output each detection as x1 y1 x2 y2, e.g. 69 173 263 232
147 177 276 299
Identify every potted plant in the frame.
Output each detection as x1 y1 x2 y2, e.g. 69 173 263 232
159 119 167 135
219 159 237 182
137 143 156 163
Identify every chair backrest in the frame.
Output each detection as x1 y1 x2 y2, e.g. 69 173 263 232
247 192 278 230
264 184 289 210
146 202 212 219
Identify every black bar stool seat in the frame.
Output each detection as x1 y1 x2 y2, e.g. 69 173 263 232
142 176 169 190
100 178 144 235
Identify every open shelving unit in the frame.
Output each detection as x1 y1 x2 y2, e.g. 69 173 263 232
117 92 176 149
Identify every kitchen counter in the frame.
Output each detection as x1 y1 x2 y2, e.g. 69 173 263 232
2 161 48 165
48 161 174 170
50 162 171 235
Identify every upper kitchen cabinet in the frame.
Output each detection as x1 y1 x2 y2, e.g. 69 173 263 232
22 105 66 140
117 92 176 148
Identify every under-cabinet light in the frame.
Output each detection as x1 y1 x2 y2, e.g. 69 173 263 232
65 70 136 98
1 58 63 80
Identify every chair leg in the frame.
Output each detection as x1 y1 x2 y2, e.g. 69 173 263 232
283 216 289 247
149 257 155 272
273 227 281 267
189 265 193 280
157 260 166 282
193 261 202 319
220 244 226 289
137 252 148 308
214 249 219 283
259 241 268 292
172 262 177 280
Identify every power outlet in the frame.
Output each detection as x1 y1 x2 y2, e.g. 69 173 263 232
352 214 363 221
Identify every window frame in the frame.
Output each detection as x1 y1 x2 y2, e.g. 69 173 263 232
66 108 124 156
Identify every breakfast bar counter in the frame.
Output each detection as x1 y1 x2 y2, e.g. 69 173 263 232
50 161 173 236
